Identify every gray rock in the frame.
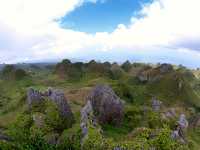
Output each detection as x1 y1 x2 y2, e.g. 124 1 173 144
87 85 124 125
27 88 74 128
80 85 124 143
48 89 74 125
171 114 188 143
80 100 94 140
27 88 43 109
178 114 188 129
152 97 162 112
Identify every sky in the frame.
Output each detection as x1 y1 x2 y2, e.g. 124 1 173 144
0 0 200 68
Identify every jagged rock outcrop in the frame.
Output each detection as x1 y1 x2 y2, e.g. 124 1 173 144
27 87 74 127
80 85 124 141
88 85 124 125
27 88 43 108
178 114 189 129
152 97 162 112
80 100 95 141
171 114 188 143
48 89 74 123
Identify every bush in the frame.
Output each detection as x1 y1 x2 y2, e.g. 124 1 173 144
150 126 190 150
147 110 162 128
124 105 143 129
109 64 124 80
14 69 27 80
82 127 111 150
121 61 132 72
114 82 134 103
45 101 71 132
1 65 27 80
57 125 82 150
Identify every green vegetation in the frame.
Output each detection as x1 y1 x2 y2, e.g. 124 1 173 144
0 60 200 149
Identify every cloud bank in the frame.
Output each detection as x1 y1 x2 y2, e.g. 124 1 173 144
0 0 200 68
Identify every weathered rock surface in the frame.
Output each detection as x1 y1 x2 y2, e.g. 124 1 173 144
171 114 188 143
27 87 74 127
152 97 162 112
80 85 124 141
87 85 124 125
178 114 188 129
27 88 43 109
48 89 74 124
80 101 93 140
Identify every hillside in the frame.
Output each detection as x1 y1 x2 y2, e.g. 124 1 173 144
0 60 200 150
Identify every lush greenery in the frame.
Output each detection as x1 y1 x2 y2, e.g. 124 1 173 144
0 60 200 149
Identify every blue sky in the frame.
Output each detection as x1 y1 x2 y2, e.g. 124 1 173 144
0 0 200 68
60 0 151 33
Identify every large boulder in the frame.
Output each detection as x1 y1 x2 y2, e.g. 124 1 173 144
87 85 124 125
151 97 162 112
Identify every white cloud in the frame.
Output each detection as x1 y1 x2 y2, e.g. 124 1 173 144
0 0 200 68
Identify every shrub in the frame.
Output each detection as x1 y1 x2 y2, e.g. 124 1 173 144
14 69 27 80
147 110 162 128
114 82 134 103
45 101 71 132
57 125 82 150
124 105 143 129
121 61 132 72
82 127 111 150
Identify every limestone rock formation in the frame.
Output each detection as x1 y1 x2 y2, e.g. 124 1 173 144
178 114 188 129
48 89 74 124
80 85 124 141
27 87 74 127
87 85 124 125
171 114 188 143
27 88 43 109
152 97 162 112
80 101 94 140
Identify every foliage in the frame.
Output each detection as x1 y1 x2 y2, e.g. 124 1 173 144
114 82 134 103
121 60 132 72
